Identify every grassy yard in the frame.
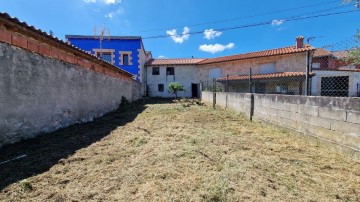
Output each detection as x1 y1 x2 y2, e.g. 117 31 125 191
0 98 359 201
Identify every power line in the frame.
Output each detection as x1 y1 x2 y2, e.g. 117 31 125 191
142 9 359 40
137 0 341 33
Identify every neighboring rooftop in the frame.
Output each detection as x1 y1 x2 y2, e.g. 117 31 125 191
146 44 314 66
199 44 314 65
313 48 332 57
146 58 206 66
217 72 315 81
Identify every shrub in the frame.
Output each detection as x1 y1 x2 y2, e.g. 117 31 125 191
168 82 186 99
20 179 33 191
118 96 130 111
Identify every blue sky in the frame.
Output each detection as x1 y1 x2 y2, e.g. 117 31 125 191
0 0 359 59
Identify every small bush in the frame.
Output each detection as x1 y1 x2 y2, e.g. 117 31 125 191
168 82 186 99
118 96 130 111
20 179 33 191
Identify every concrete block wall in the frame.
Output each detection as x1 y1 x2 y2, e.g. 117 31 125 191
0 42 141 148
202 91 360 150
215 92 252 117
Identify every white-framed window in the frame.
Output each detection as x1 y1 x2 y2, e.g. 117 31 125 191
92 48 115 65
119 51 133 66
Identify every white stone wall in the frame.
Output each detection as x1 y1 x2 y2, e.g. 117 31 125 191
146 65 199 98
311 70 360 97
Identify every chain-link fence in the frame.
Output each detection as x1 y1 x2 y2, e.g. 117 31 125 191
201 36 360 97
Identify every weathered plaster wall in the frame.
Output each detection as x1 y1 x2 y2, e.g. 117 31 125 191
311 70 360 97
0 42 141 147
202 91 360 151
146 65 199 98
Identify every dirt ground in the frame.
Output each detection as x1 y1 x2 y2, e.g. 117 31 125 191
1 98 360 201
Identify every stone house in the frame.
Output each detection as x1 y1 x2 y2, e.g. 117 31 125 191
145 36 314 97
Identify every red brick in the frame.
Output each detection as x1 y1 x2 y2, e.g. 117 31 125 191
27 40 39 53
59 52 67 62
0 29 12 44
11 34 27 49
84 61 91 69
65 55 73 64
39 45 51 57
51 49 59 59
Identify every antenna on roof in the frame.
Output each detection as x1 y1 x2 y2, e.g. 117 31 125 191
93 24 110 59
108 27 111 41
306 35 323 44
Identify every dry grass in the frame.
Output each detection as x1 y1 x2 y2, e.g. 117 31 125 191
1 98 360 201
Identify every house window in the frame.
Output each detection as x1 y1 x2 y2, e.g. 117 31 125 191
158 84 164 92
209 68 221 79
166 67 174 75
123 54 129 66
312 63 320 69
152 67 160 75
321 76 349 97
119 51 133 66
99 52 112 63
259 62 276 74
93 48 115 65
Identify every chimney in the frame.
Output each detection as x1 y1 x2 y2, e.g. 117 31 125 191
296 36 304 49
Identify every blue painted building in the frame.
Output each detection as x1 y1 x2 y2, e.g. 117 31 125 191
65 35 150 81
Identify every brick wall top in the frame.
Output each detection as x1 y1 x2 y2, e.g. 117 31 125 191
0 12 133 81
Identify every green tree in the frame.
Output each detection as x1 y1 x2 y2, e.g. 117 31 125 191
348 30 360 65
168 82 186 99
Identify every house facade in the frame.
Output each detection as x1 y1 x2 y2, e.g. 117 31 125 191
145 36 314 97
145 59 205 98
66 35 151 82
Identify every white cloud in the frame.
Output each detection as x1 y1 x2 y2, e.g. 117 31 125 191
204 29 222 40
83 0 121 4
103 0 121 4
158 55 166 59
166 27 190 44
199 43 234 54
271 19 284 26
105 8 124 18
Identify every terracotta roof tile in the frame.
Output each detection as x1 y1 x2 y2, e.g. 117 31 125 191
146 58 206 66
313 48 332 57
217 72 315 81
198 45 314 65
332 50 350 59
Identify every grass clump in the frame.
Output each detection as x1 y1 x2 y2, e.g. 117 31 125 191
19 179 32 192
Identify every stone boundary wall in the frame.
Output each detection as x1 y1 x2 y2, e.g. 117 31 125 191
202 91 360 151
0 14 142 148
0 42 142 148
